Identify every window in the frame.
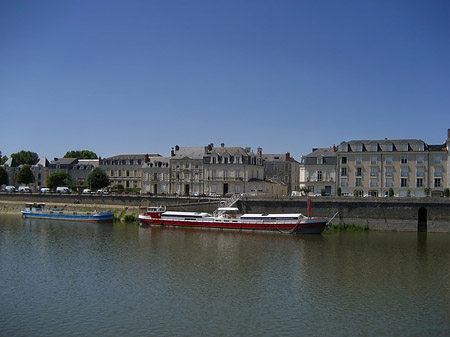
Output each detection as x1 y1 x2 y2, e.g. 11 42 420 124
371 144 378 152
385 178 393 187
401 156 408 164
341 157 347 164
434 178 441 187
371 156 377 164
434 168 442 177
418 143 424 151
386 143 393 152
370 178 377 187
317 171 322 182
184 173 190 180
434 156 442 164
341 167 347 176
356 167 362 176
355 178 362 186
386 156 392 165
317 157 323 165
370 167 377 177
153 173 158 180
356 156 362 165
417 156 424 164
416 168 424 177
356 144 363 152
416 178 423 187
401 167 408 177
401 178 408 187
341 178 348 187
194 173 199 181
185 163 190 169
385 167 393 177
341 144 348 152
402 143 409 151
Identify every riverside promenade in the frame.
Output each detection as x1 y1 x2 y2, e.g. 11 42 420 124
1 193 449 232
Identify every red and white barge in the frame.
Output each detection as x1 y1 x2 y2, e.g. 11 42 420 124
138 206 327 234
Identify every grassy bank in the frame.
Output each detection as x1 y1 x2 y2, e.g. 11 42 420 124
326 223 370 231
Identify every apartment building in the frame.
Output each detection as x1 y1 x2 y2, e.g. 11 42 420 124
336 137 448 197
263 152 300 195
142 156 171 195
203 143 265 196
169 145 205 196
100 154 152 189
300 148 337 196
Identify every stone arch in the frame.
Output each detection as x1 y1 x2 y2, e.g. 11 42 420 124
418 207 427 232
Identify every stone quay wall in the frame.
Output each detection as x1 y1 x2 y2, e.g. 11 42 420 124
1 194 449 232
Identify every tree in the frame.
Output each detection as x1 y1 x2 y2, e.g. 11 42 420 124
46 172 72 189
87 167 109 190
1 155 7 165
11 151 39 165
388 188 394 197
17 165 34 185
0 167 8 185
64 150 98 159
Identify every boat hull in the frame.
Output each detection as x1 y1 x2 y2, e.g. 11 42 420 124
22 211 114 222
138 216 326 234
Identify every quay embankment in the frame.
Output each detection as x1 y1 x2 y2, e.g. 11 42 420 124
1 193 449 232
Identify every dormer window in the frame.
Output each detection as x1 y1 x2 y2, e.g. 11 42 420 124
386 143 393 152
356 144 363 152
402 143 409 151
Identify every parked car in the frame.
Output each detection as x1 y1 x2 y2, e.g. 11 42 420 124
56 186 71 194
18 186 31 193
5 186 16 193
97 189 109 195
208 192 221 198
82 189 93 194
40 187 51 193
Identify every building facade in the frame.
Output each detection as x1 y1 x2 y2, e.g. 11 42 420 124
100 154 152 190
203 144 265 196
336 138 448 197
263 152 301 195
142 156 171 195
300 148 337 196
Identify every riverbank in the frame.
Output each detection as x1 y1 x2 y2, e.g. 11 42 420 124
1 194 450 232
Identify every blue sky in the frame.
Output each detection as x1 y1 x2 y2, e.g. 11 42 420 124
1 0 449 161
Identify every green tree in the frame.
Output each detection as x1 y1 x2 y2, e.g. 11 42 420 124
17 165 34 185
337 187 342 196
87 167 109 190
0 166 8 185
424 188 431 197
11 151 39 165
444 188 450 198
1 155 7 165
46 172 72 189
388 188 394 197
64 150 98 159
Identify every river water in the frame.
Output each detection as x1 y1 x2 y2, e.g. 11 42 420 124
0 214 449 337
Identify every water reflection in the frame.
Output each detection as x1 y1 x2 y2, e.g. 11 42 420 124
0 214 449 336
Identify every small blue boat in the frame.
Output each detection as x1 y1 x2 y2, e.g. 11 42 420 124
21 203 114 222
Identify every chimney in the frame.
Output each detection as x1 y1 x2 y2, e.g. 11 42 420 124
312 148 318 153
333 145 336 152
175 145 179 151
285 152 291 161
221 143 225 147
448 128 450 139
171 147 175 157
145 154 149 163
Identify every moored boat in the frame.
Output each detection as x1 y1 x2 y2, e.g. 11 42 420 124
21 203 114 222
138 205 327 234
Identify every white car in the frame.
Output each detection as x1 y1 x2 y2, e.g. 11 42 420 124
82 189 93 194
